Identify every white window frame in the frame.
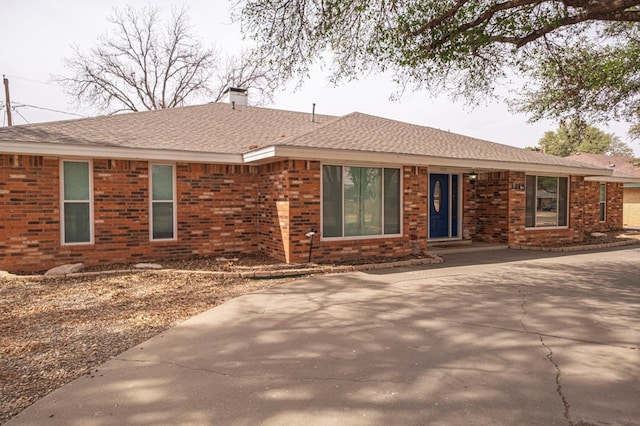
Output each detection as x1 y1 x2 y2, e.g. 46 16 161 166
320 163 403 240
60 159 94 245
599 183 606 222
149 163 177 241
525 174 570 229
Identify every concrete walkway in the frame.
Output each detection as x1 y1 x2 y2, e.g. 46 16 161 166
8 247 640 426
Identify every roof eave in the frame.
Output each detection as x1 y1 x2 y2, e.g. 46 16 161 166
584 175 640 183
244 146 614 176
0 141 244 164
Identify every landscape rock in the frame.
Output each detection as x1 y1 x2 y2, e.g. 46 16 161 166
590 232 608 238
216 257 239 262
45 263 84 276
134 263 163 270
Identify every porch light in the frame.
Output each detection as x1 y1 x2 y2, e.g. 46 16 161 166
469 171 478 182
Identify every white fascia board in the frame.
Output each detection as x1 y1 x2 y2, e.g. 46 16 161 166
0 141 244 164
242 146 277 163
585 175 640 183
243 145 614 176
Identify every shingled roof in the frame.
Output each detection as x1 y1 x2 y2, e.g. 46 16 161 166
275 112 598 169
566 153 640 179
0 102 612 175
0 102 335 154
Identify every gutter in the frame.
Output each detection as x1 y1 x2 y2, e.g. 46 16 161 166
0 141 244 164
243 145 614 177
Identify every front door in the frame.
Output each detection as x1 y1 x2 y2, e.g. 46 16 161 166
429 173 459 239
430 174 449 238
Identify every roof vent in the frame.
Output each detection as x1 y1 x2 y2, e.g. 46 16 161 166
221 87 248 107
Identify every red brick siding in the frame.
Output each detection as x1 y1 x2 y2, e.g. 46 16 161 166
509 175 583 247
0 157 259 273
474 171 510 244
283 160 321 263
506 171 526 245
256 161 290 262
461 174 477 240
0 155 61 272
583 181 623 232
1 153 626 273
176 163 259 257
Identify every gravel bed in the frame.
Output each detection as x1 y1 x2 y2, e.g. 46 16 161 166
0 271 291 424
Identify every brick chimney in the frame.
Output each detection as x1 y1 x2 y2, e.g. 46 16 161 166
221 87 248 107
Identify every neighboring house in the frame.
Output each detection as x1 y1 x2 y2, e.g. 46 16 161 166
567 153 640 228
0 91 633 273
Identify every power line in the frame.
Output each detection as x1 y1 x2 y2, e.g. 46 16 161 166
13 102 86 118
12 108 30 124
4 74 56 86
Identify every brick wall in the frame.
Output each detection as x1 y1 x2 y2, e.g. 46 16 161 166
262 163 429 264
290 165 429 264
582 181 623 232
256 161 290 262
623 187 640 227
0 156 259 273
1 153 627 273
461 174 477 240
176 163 259 257
283 160 321 263
604 182 624 230
508 175 584 247
0 155 61 272
474 171 510 244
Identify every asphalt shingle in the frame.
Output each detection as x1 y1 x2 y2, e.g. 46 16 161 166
0 103 613 172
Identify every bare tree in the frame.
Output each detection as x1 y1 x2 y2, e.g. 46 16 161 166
57 5 277 114
211 51 278 105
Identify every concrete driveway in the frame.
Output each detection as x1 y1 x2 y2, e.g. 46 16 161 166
8 247 640 426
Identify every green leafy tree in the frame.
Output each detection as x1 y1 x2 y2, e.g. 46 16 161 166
537 121 634 157
514 24 640 129
237 1 640 123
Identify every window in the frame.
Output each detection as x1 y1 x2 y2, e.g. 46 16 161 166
150 164 176 240
61 160 92 244
322 165 401 238
599 183 606 222
525 175 569 228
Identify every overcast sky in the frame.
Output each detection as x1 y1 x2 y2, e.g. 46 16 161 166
2 0 639 155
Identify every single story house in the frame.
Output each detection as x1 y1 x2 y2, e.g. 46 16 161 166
567 153 640 227
0 91 631 273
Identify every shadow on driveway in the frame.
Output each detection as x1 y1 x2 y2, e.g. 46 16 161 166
8 247 640 426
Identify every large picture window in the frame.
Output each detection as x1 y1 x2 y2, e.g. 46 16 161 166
322 165 401 238
61 160 92 244
150 164 176 240
525 175 568 228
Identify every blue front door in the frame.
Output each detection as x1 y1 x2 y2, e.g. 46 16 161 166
430 174 449 238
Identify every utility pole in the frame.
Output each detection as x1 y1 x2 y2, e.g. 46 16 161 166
3 75 12 126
